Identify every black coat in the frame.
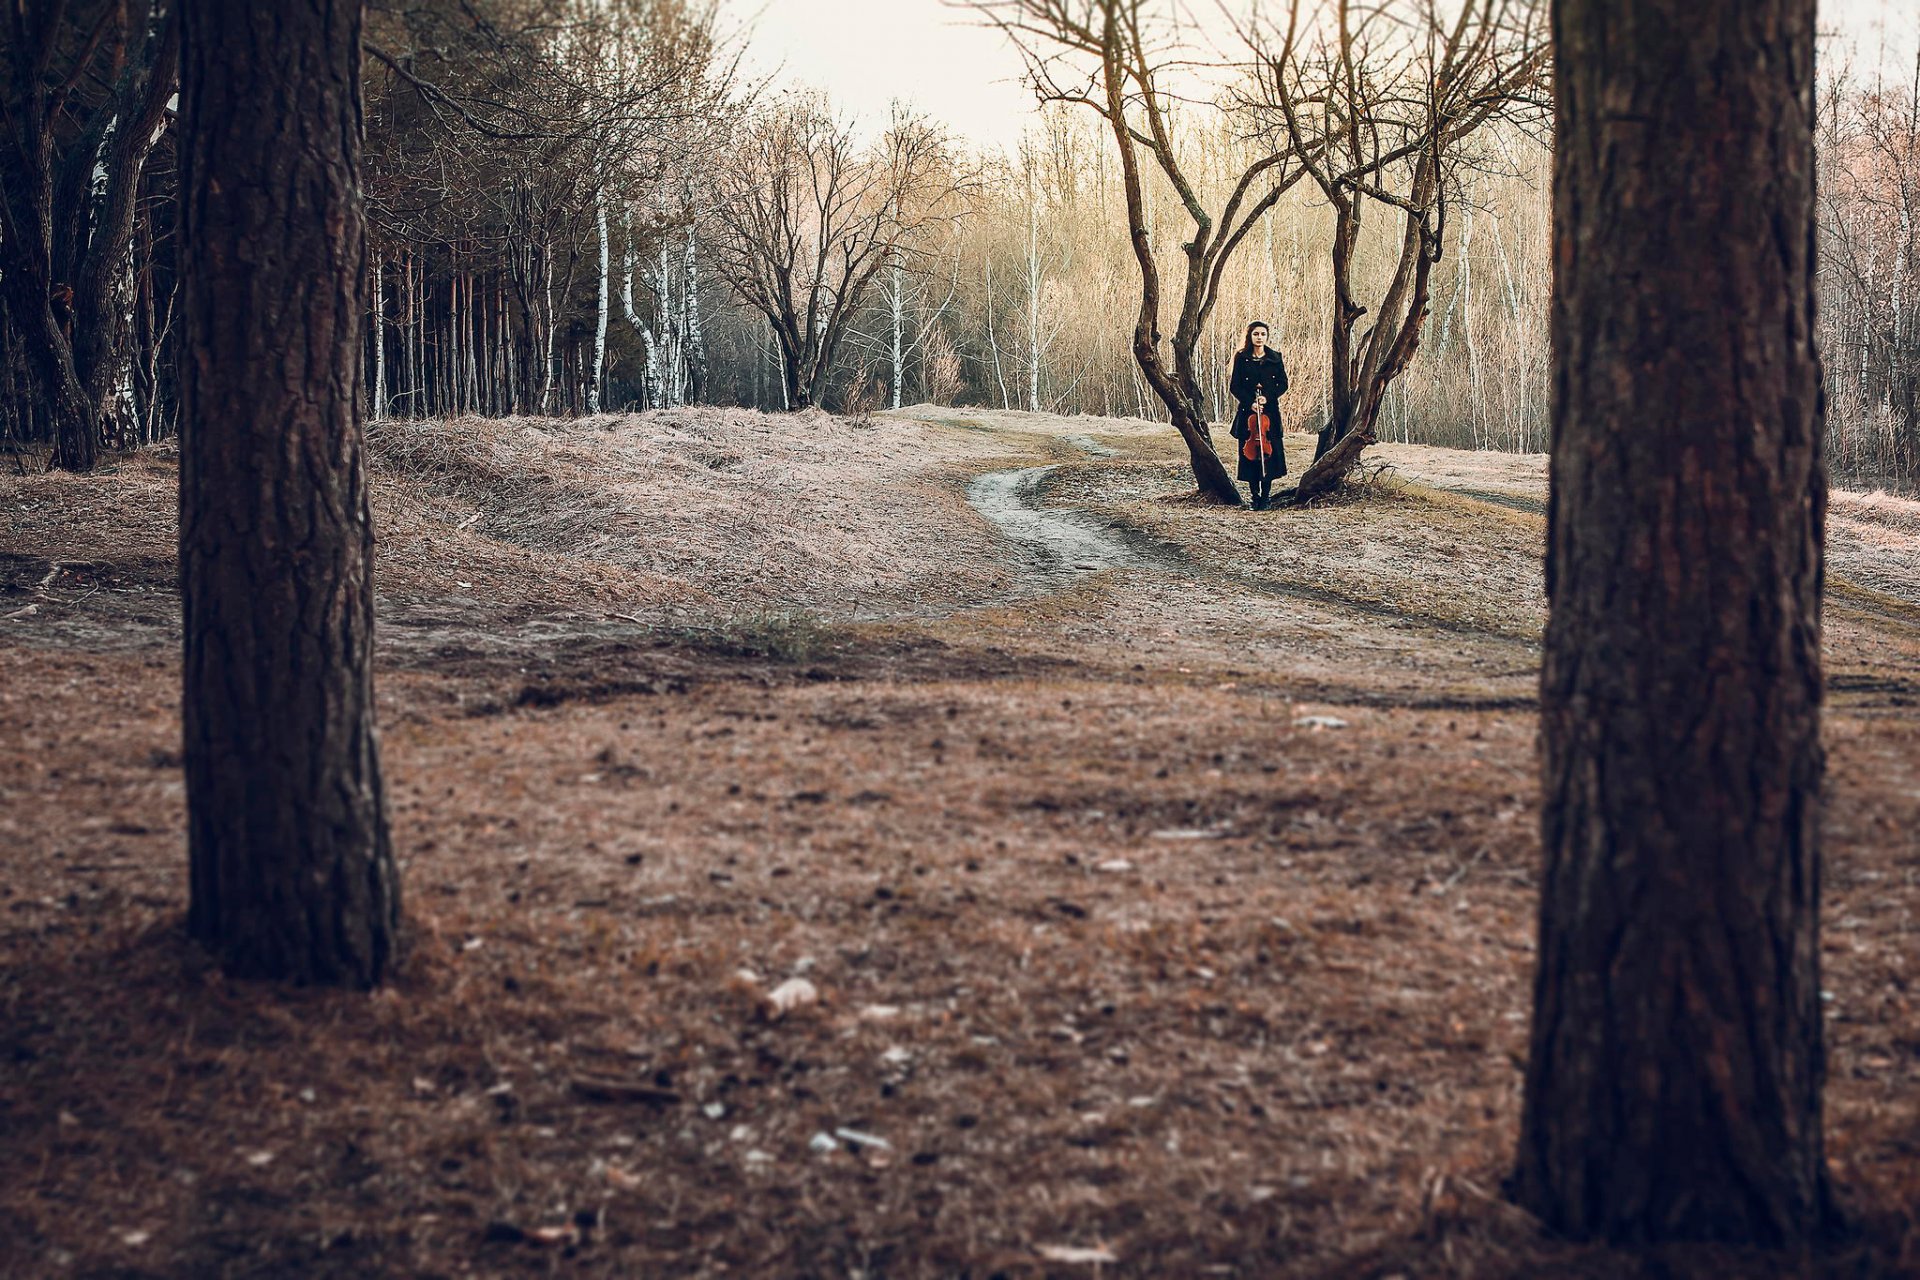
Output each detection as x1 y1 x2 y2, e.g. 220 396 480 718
1228 347 1288 480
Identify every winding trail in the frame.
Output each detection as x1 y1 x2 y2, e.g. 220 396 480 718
963 454 1535 643
964 466 1144 582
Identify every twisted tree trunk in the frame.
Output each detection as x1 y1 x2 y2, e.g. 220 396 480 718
1096 16 1240 505
72 11 180 442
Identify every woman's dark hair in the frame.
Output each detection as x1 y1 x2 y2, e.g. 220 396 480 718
1237 320 1271 358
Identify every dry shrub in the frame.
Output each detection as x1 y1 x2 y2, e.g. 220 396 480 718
922 327 964 406
665 609 840 663
840 362 882 425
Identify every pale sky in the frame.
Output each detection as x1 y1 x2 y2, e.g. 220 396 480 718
730 0 1036 150
728 0 1919 152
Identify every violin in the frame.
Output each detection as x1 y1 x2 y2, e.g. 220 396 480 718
1241 403 1273 468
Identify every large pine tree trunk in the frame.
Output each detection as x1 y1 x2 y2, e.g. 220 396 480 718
178 0 400 988
1512 0 1832 1244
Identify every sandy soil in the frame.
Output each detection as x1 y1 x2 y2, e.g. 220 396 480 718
2 408 1918 1278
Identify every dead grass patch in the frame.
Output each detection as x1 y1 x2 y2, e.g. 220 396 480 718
2 408 1918 1276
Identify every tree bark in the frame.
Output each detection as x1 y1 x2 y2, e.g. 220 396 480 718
590 191 608 414
178 0 400 988
71 9 180 442
1512 0 1832 1245
890 259 906 411
0 264 98 472
682 227 706 405
1 3 179 470
1096 13 1240 505
371 252 387 419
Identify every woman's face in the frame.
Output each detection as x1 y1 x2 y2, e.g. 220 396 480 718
1250 326 1268 352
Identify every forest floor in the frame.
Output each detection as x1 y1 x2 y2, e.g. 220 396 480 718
3 406 1920 1278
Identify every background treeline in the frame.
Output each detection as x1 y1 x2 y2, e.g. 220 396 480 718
1 0 1914 487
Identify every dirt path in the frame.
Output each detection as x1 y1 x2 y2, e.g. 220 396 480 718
3 409 1919 1279
965 465 1151 582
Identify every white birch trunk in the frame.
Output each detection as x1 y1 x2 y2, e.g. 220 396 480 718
1893 201 1912 417
399 253 414 422
617 209 660 409
1487 211 1529 449
1459 209 1482 449
775 322 789 411
657 245 681 406
1025 185 1042 413
539 241 559 415
464 271 479 412
984 254 1011 409
590 192 609 415
372 254 386 419
890 260 905 410
1861 246 1877 414
683 227 705 405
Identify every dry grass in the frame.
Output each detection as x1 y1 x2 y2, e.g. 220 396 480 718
369 408 1016 621
2 407 1919 1278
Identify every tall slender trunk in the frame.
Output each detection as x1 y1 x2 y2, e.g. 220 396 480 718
405 248 420 418
656 244 682 406
775 321 791 410
1488 210 1528 448
1026 183 1042 412
984 255 1011 409
890 259 905 411
179 0 399 987
618 210 661 410
445 266 459 416
683 227 706 404
589 192 608 414
539 240 557 415
70 11 179 451
132 201 162 443
371 252 386 419
464 268 480 413
1460 210 1483 448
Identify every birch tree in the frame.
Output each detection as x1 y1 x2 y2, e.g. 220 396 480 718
590 189 610 412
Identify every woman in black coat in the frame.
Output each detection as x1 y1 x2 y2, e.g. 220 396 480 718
1227 321 1288 509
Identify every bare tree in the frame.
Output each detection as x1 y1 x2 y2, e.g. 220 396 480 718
706 94 964 410
838 243 962 410
1819 48 1920 482
978 0 1317 503
1512 0 1834 1244
622 218 709 408
1245 0 1548 500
